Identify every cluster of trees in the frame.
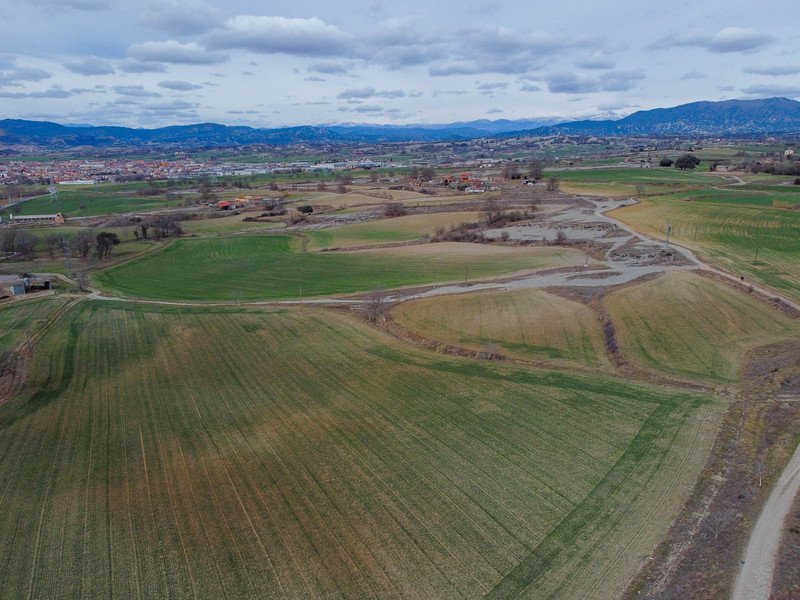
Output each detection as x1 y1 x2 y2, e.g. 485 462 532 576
131 215 183 241
0 228 125 262
501 159 544 181
659 154 702 170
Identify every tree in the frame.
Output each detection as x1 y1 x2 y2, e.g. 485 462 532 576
95 232 120 259
527 159 544 180
502 161 519 180
74 230 95 260
140 223 149 239
297 205 314 215
45 234 61 260
150 215 183 240
753 455 774 487
420 166 435 181
481 196 502 225
546 176 560 192
15 230 37 260
659 157 674 167
362 286 389 323
1 229 17 255
674 154 701 170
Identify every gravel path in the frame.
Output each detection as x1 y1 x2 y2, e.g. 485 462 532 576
732 442 800 600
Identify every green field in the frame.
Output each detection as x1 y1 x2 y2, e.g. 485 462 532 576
93 235 583 301
610 197 800 303
0 296 71 350
2 187 173 218
304 211 480 249
604 272 800 382
392 288 609 367
0 300 721 599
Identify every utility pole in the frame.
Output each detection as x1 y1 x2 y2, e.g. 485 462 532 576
665 223 672 248
753 247 759 265
62 236 72 280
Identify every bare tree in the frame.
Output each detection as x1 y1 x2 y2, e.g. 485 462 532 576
527 159 544 180
546 176 560 192
74 229 95 260
635 182 646 196
502 161 519 180
15 230 37 259
703 508 735 542
753 455 774 487
481 196 502 225
45 233 61 260
76 271 89 292
0 228 17 254
362 286 390 323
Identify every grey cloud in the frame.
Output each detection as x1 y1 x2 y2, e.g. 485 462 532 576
337 104 385 113
205 16 351 57
477 82 507 91
651 27 772 53
65 56 115 76
0 67 52 87
127 40 228 65
118 59 168 73
520 83 540 92
680 71 708 80
305 77 326 82
112 85 161 97
486 108 503 114
140 0 218 36
576 54 615 70
158 80 203 91
740 84 800 97
308 62 349 75
336 87 405 100
546 72 599 94
744 65 800 76
0 86 72 99
546 70 644 94
29 0 110 10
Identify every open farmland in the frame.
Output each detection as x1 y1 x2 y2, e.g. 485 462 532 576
93 235 583 301
392 288 609 367
554 167 710 197
604 271 800 382
609 196 800 303
0 300 721 599
2 185 175 218
0 296 71 349
304 211 480 249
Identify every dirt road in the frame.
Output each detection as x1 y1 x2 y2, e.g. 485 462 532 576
732 442 800 600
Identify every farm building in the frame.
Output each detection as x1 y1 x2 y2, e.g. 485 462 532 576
6 212 65 224
0 275 26 298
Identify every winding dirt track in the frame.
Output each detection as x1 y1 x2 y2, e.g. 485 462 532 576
732 443 800 600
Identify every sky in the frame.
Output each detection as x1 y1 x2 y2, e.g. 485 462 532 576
1 0 799 129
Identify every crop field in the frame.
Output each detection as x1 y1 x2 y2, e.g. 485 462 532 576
392 288 609 367
0 296 71 349
554 167 710 197
604 272 800 382
609 197 800 303
93 235 583 301
304 211 480 249
180 214 286 236
0 300 721 599
3 188 174 218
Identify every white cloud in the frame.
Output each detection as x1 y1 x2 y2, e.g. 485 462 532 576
127 40 228 65
65 56 115 76
205 16 351 57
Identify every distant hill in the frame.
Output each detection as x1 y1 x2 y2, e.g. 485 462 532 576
1 98 799 150
0 117 561 150
519 97 800 137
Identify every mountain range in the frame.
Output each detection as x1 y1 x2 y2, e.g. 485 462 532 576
0 97 799 151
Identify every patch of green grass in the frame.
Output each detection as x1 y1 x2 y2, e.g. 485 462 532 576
392 288 609 367
610 197 800 303
604 272 800 382
0 301 720 599
93 235 582 301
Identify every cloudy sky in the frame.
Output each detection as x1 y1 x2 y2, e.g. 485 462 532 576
1 0 798 128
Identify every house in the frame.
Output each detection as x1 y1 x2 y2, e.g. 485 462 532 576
0 275 26 298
